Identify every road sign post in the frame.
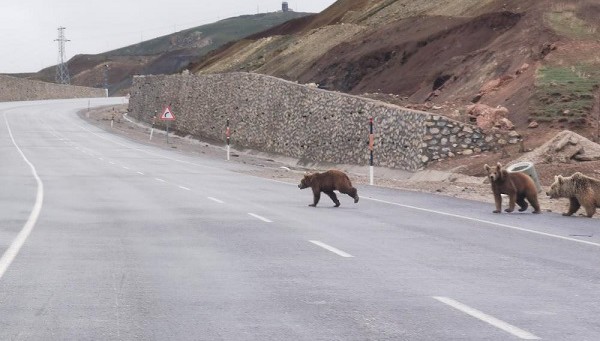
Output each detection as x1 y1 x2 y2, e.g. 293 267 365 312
159 106 176 143
369 117 374 185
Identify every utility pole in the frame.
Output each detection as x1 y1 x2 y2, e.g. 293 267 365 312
55 27 70 84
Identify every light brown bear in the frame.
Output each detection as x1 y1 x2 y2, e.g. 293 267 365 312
483 162 541 214
298 170 359 207
546 172 600 217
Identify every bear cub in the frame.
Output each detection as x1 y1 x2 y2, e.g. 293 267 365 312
298 170 359 207
484 162 541 214
546 172 600 218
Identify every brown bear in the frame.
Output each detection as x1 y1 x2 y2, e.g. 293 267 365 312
546 172 600 217
483 162 541 214
298 170 359 207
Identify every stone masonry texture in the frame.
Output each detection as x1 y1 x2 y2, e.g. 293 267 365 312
0 75 106 101
128 72 518 171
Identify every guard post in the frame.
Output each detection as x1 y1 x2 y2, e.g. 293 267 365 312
226 119 231 161
149 115 156 140
369 117 374 185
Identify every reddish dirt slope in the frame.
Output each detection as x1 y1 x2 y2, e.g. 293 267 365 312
300 11 527 95
190 0 599 138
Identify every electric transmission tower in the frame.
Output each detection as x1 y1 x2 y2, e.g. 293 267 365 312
55 26 70 84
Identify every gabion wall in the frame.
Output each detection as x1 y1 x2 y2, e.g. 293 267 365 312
0 75 106 101
129 73 516 171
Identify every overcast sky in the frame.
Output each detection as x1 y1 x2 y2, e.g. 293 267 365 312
0 0 337 74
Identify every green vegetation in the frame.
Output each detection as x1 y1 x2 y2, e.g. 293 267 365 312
531 65 599 125
545 11 598 39
102 12 310 57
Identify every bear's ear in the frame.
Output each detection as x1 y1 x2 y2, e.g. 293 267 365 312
484 164 491 172
558 175 563 184
496 162 502 170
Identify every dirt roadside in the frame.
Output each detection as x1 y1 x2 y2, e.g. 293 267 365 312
79 104 583 218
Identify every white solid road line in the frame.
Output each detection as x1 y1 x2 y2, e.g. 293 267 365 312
366 197 600 248
248 213 273 223
0 114 44 280
433 296 540 340
74 109 596 250
309 240 354 258
207 197 224 204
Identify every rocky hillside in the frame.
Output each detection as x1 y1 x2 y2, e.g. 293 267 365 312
190 0 600 141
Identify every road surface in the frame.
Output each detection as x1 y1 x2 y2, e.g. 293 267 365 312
2 98 600 340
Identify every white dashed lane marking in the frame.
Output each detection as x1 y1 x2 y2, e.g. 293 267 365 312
207 197 224 204
309 240 353 258
51 128 290 232
248 213 272 223
433 297 540 340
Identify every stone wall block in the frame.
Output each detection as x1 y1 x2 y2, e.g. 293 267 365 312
128 73 502 172
0 75 106 101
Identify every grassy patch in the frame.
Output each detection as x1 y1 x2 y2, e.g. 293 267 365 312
531 65 599 125
103 12 311 57
545 10 598 39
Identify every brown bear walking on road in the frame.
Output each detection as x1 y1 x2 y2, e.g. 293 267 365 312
484 162 541 214
298 170 359 207
546 172 600 217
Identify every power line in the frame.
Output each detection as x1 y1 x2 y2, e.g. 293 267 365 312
55 26 70 84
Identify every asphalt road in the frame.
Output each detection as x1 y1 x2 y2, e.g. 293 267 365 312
2 98 600 340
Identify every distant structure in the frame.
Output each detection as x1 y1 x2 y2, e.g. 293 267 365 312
54 27 71 85
282 2 289 12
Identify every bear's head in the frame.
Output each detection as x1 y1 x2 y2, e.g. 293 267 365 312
546 172 589 198
546 175 566 198
298 173 314 189
484 162 507 182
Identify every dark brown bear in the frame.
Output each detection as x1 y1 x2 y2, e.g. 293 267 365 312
483 162 541 214
298 170 359 207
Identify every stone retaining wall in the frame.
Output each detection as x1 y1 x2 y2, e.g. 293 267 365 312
0 75 106 101
128 72 518 171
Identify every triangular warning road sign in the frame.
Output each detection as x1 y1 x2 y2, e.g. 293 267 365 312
159 106 175 121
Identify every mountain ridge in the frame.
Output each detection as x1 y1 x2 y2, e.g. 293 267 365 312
23 11 312 95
